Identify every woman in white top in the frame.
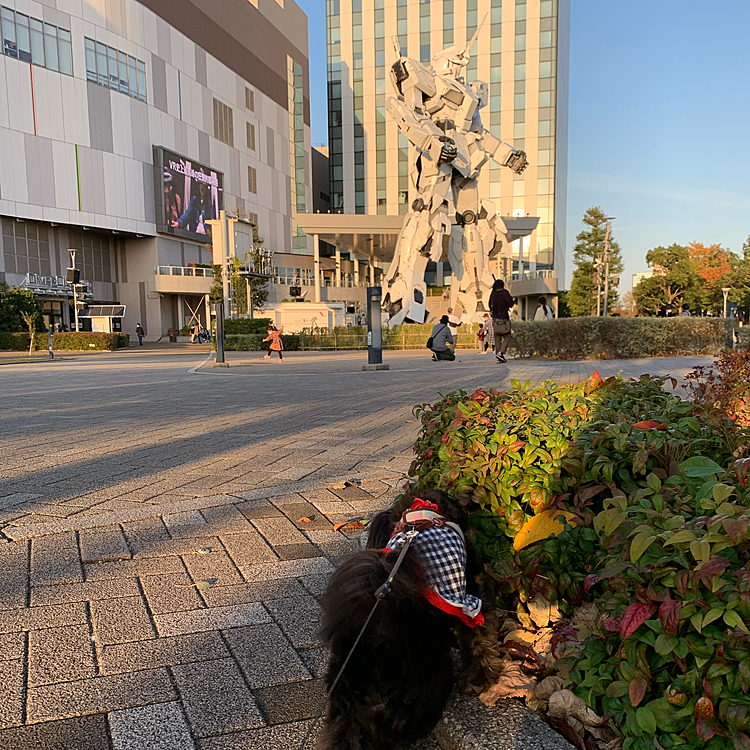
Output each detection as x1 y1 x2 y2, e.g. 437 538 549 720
534 296 554 321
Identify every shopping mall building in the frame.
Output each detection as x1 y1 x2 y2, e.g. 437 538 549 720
0 0 313 336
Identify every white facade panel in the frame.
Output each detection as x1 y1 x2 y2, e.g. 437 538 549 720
0 128 29 203
5 58 35 135
34 69 65 142
51 139 79 211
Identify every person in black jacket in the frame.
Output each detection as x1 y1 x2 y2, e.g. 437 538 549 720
488 280 515 363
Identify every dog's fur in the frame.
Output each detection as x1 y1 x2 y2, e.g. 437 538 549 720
317 489 503 750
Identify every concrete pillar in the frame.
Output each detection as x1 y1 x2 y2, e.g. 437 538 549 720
436 261 444 287
177 294 185 330
368 262 375 286
313 234 321 302
353 255 360 287
204 294 210 327
335 247 341 287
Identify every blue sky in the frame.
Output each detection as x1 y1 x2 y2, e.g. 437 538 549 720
297 0 750 292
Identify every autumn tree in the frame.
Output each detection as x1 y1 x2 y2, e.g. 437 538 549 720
688 242 734 314
632 244 699 316
567 207 623 316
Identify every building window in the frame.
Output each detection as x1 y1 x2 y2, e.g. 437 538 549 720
248 166 257 194
246 121 255 150
84 36 145 100
245 87 254 111
68 230 111 283
1 7 72 75
214 98 234 146
2 219 51 276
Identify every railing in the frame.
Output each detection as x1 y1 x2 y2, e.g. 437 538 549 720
298 327 482 352
510 270 557 281
155 266 213 277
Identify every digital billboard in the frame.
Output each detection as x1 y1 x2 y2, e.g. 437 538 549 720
154 147 224 242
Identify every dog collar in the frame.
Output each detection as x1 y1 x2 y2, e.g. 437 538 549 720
401 509 465 545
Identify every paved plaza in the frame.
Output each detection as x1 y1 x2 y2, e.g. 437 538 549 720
0 348 712 749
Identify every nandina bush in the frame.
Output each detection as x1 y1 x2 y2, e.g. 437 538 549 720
685 349 750 428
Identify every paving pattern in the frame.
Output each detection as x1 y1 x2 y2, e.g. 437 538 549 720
0 348 712 748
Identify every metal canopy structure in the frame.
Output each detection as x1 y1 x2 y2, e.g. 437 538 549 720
78 306 126 317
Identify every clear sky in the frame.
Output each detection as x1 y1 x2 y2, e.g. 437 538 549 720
297 0 750 292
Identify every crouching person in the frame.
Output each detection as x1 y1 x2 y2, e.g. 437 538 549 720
429 315 455 361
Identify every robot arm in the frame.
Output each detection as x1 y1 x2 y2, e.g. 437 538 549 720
481 129 528 174
386 98 457 164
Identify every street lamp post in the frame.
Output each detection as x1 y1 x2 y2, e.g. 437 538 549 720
69 249 79 333
722 287 731 319
602 217 615 316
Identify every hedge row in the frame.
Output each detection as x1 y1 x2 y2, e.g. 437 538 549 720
224 334 300 351
508 316 729 360
223 318 273 335
0 332 129 351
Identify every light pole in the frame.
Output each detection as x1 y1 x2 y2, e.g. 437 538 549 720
602 217 615 316
722 287 731 318
69 249 79 333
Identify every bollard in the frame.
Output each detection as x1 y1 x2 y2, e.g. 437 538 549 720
48 329 54 359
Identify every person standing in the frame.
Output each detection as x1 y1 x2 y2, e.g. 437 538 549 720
446 307 462 350
428 315 455 361
680 303 692 317
135 323 144 346
263 325 284 362
480 313 494 353
534 296 554 321
489 280 515 363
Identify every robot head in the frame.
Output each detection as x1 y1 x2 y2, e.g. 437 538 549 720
431 45 472 79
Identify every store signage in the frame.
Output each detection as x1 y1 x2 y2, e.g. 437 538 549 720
20 274 92 296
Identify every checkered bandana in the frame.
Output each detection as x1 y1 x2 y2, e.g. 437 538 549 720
386 525 484 628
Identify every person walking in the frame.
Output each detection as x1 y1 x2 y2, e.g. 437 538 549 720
534 296 554 321
480 313 494 353
263 325 284 362
428 315 455 361
446 307 462 350
135 323 144 346
489 279 515 363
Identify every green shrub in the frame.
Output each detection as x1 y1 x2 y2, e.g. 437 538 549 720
508 317 727 359
52 332 129 350
686 349 750 428
223 318 273 335
0 284 46 333
0 332 49 350
224 334 300 351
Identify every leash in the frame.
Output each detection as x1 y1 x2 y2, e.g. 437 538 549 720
299 531 419 750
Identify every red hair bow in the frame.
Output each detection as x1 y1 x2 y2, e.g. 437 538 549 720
410 498 440 512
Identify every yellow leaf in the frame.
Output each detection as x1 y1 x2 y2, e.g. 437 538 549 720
513 509 576 551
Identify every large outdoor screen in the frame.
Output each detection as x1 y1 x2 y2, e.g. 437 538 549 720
154 147 224 242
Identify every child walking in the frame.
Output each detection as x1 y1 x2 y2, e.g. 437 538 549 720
263 325 284 362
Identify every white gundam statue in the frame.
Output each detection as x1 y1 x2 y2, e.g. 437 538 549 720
382 31 529 324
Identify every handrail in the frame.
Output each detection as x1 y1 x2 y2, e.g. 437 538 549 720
154 265 214 277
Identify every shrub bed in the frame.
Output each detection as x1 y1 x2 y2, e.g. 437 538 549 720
509 317 729 360
407 367 750 749
223 318 273 335
0 332 129 351
224 333 300 351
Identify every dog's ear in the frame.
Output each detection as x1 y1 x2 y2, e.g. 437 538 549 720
365 510 394 549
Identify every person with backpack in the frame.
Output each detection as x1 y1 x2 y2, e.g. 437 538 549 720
534 296 554 321
427 315 455 361
489 280 515 363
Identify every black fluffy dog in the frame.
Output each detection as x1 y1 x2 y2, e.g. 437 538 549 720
317 489 502 750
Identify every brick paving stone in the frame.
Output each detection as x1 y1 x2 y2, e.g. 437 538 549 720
121 517 170 549
163 511 207 537
91 595 155 644
0 545 28 610
273 543 323 561
265 595 324 648
85 556 186 581
154 602 272 637
100 632 229 674
252 517 307 546
303 530 359 557
30 531 82 586
0 633 24 661
31 577 141 607
201 580 306 608
0 714 111 750
299 573 332 600
233 500 284 519
254 679 326 725
298 647 330 679
28 623 96 686
182 549 243 585
130 536 222 560
223 623 310 688
0 659 23 728
140 572 204 614
220 531 276 566
27 668 176 723
240 557 333 583
79 526 131 563
275 502 319 522
110 701 195 750
196 719 317 750
200 506 253 534
0 601 88 633
172 658 264 738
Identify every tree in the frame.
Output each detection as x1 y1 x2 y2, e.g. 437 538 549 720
556 290 572 318
246 227 270 313
632 244 698 316
209 264 224 304
688 242 734 314
0 284 43 332
567 207 623 316
21 310 39 354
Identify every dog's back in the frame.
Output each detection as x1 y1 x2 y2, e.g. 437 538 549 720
319 549 456 750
